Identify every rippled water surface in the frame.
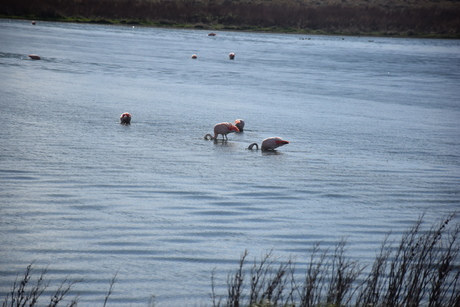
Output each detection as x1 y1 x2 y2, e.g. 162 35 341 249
1 19 460 306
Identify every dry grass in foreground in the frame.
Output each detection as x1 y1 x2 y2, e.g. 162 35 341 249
214 213 460 306
2 213 459 306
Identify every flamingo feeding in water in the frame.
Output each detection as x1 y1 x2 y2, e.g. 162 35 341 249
234 119 244 132
248 137 290 151
204 122 240 140
120 112 132 125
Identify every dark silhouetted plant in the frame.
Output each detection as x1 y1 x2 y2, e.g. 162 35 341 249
213 213 460 307
2 263 81 307
3 213 459 306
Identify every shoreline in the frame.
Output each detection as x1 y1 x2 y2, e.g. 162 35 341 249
2 16 459 39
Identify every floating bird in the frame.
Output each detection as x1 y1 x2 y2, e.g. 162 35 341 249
191 54 197 59
120 112 132 125
208 33 217 36
234 119 244 132
248 137 289 151
28 54 41 60
229 52 235 60
31 21 36 25
204 122 239 140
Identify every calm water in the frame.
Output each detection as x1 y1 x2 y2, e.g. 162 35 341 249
1 19 459 306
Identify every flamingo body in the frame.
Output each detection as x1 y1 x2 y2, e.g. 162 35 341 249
262 137 289 150
205 122 239 140
248 137 289 151
120 112 132 125
234 119 244 132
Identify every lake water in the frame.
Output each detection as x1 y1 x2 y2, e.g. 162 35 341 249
1 19 459 306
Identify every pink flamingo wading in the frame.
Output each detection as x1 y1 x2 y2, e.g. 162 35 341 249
204 122 240 140
248 137 290 151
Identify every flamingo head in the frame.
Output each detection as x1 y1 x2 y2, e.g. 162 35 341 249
228 124 240 133
275 139 289 146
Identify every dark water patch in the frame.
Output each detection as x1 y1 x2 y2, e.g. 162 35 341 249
322 193 355 199
192 210 244 216
271 233 328 241
293 189 323 196
159 238 202 244
242 217 277 223
211 201 252 207
232 191 298 199
184 230 245 239
150 256 240 265
28 248 162 256
0 175 39 181
0 169 40 181
96 241 148 247
70 204 111 211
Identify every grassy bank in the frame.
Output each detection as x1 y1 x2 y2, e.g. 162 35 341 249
3 213 459 306
1 0 460 38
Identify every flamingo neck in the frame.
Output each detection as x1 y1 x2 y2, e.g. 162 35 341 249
204 134 214 140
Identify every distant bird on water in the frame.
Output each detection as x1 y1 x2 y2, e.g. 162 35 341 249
229 52 235 60
120 112 132 125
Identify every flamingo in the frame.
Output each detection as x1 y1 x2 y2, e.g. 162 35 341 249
191 54 197 59
248 137 289 151
120 112 132 125
28 54 41 60
234 119 244 132
204 122 240 140
229 52 235 60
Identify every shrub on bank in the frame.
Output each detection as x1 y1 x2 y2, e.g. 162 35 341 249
0 0 459 37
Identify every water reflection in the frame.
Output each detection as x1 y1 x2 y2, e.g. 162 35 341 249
261 150 284 156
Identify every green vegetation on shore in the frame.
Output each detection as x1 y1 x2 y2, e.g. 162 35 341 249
1 0 460 38
3 213 460 306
